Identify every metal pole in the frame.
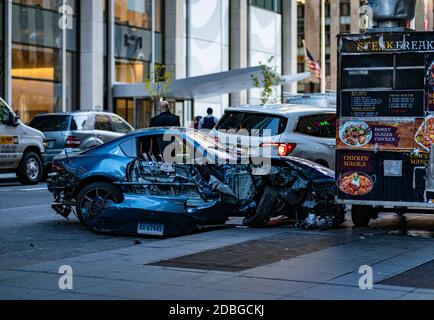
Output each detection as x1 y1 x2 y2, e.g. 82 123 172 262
5 0 12 105
320 0 326 93
108 0 115 113
61 0 67 112
151 0 156 77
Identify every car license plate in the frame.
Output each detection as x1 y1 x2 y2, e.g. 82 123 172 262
137 222 164 236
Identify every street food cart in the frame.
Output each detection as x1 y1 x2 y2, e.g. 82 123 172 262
336 0 434 226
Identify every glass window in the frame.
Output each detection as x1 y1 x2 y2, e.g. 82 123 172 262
11 44 61 123
295 113 337 138
12 0 77 12
115 0 152 29
71 115 90 131
115 99 134 125
29 115 71 132
110 115 132 133
95 114 113 132
216 112 288 136
0 100 10 123
11 0 78 122
115 59 149 83
250 0 282 14
114 0 163 84
340 0 351 16
341 53 425 90
0 0 4 98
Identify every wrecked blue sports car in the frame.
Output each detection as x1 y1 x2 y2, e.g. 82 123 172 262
47 128 344 237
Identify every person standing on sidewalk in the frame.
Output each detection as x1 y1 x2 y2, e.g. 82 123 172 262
149 101 181 127
198 108 219 130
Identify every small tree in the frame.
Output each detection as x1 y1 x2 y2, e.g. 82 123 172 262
145 64 174 115
251 56 281 105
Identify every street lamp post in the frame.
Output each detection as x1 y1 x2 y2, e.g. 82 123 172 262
320 0 326 93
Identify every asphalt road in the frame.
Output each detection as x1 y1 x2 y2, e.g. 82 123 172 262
0 178 433 272
0 181 155 270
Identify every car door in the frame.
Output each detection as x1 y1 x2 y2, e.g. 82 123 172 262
93 113 120 143
291 112 336 168
0 100 22 170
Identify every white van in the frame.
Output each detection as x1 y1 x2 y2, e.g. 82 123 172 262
0 97 46 185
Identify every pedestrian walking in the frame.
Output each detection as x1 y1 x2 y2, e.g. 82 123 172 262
149 101 181 127
198 108 219 130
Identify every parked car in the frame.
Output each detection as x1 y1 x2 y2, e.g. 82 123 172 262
47 128 344 237
0 97 46 185
211 104 336 168
29 111 134 169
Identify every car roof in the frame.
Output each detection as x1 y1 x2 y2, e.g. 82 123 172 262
224 104 335 117
32 111 120 117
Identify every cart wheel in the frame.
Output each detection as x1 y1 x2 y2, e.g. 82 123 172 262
351 205 373 227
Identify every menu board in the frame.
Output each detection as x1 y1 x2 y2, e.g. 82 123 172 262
337 119 426 151
341 91 424 117
337 150 429 202
337 151 378 200
426 53 434 112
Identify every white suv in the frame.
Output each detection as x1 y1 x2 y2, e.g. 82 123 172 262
211 104 336 168
0 98 46 184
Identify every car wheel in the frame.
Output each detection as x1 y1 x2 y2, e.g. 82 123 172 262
76 182 123 228
16 152 43 185
243 185 278 227
351 205 373 227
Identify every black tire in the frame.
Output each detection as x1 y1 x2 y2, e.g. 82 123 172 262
351 205 373 227
16 152 43 185
76 182 123 228
243 186 279 227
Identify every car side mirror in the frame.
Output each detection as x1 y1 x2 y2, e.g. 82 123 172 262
7 112 19 126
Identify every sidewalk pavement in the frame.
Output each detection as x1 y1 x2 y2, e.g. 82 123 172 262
0 227 433 300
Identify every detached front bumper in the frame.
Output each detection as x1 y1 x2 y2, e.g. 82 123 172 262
86 194 235 237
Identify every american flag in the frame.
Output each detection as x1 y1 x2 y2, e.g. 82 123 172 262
304 41 322 80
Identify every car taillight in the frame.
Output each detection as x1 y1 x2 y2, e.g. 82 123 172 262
261 143 297 156
65 136 81 148
52 162 65 174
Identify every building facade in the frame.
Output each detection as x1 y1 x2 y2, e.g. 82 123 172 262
1 0 433 128
297 0 434 92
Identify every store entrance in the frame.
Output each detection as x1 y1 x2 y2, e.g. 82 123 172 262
114 98 193 129
114 98 152 129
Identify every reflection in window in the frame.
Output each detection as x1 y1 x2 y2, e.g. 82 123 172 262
114 0 163 85
115 99 152 129
12 44 61 81
12 78 59 123
12 44 61 123
116 99 134 125
115 59 149 83
11 0 78 122
115 0 150 29
95 114 113 131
